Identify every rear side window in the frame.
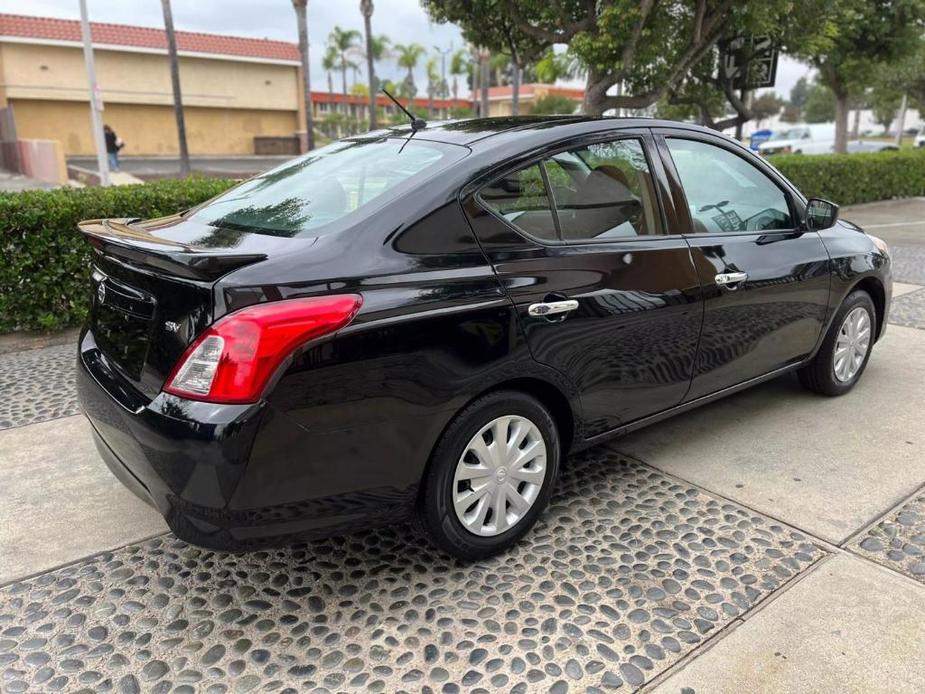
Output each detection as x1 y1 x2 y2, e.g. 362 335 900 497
478 137 661 243
479 164 558 242
189 139 464 237
666 138 793 233
546 139 659 240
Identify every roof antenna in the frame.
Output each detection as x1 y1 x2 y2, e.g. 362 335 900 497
381 88 426 131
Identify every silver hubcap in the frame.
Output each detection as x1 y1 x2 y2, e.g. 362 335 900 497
452 415 547 537
834 306 871 382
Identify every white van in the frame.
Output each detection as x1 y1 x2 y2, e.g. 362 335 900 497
758 123 897 155
757 124 835 155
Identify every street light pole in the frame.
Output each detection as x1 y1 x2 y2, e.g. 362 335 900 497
79 0 110 186
433 45 450 99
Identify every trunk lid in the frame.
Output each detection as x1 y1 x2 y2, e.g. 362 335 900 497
80 215 291 399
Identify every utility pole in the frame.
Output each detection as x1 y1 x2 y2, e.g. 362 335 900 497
161 0 190 176
78 0 110 186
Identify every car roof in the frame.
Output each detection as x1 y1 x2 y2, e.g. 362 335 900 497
359 116 724 147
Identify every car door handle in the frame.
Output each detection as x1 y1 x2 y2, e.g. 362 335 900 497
715 272 748 289
528 299 580 317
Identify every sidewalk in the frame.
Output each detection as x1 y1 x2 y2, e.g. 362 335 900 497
0 198 923 692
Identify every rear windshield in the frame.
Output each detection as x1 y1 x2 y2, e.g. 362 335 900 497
189 138 465 237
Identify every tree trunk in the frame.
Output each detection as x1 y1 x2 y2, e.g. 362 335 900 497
327 72 333 98
161 0 190 175
361 1 377 131
833 87 849 154
292 0 314 151
852 107 861 139
480 50 490 117
895 93 908 147
341 64 349 116
511 60 520 116
452 77 458 101
582 73 610 116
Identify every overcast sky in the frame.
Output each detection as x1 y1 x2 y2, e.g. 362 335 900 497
1 0 811 102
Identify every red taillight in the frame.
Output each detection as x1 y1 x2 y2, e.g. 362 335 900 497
163 295 362 404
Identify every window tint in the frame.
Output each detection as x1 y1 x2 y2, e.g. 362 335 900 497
190 139 463 237
545 138 659 240
479 164 558 241
666 138 793 233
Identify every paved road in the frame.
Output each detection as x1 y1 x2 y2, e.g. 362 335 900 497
0 199 923 693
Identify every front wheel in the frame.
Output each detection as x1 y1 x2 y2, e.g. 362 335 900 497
799 289 876 396
419 391 560 560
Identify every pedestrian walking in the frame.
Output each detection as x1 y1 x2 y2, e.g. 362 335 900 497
104 125 124 171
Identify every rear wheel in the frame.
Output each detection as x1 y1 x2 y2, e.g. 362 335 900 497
799 289 876 396
419 391 560 560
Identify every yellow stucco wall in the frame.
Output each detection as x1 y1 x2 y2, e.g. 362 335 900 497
0 42 299 110
12 99 297 155
0 42 300 154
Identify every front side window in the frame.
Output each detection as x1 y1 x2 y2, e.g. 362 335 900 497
190 138 464 237
666 138 793 233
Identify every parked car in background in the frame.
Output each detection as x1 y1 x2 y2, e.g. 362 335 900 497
749 128 773 152
915 131 925 148
758 123 898 155
77 117 892 559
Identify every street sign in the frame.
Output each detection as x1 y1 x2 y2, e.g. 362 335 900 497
719 35 778 90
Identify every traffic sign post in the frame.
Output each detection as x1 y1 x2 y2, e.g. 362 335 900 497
719 35 778 90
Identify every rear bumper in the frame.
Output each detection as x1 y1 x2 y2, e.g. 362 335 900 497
76 330 417 550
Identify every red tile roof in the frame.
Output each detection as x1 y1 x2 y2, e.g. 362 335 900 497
0 12 300 62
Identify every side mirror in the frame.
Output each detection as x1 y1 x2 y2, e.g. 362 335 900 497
806 198 838 230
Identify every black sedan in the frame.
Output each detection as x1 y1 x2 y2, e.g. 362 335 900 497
76 117 892 559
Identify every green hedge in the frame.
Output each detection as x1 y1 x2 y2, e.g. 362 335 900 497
767 147 925 206
0 177 235 333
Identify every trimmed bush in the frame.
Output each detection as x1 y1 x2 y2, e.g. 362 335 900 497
0 177 235 333
767 147 925 206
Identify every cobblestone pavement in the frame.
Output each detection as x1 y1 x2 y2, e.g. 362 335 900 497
0 344 77 431
851 491 925 584
0 453 826 694
890 245 925 285
889 288 925 331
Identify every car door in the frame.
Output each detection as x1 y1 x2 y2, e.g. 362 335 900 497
654 129 831 400
463 130 703 438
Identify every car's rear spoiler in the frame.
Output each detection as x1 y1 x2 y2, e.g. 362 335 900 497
78 218 266 282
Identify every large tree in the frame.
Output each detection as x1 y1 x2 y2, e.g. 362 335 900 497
423 0 547 116
423 0 819 116
795 0 925 152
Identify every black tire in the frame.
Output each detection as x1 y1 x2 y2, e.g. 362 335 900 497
799 289 877 396
419 390 561 560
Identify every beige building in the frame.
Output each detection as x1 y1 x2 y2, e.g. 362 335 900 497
0 13 469 157
477 83 585 117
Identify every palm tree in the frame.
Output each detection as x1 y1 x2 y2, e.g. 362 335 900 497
328 26 361 114
291 0 315 150
426 56 440 116
449 49 469 101
360 1 379 130
161 0 190 172
322 45 338 97
394 43 425 99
